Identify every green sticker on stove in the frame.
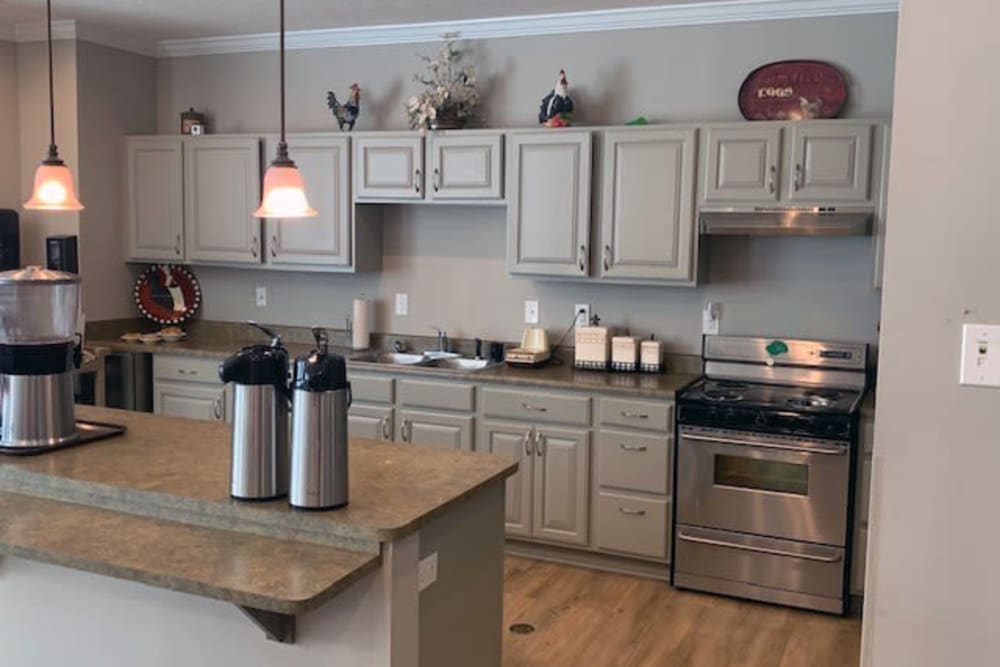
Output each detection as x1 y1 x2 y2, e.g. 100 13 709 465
766 340 789 356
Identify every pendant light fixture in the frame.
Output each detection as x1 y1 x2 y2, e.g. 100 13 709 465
254 0 316 219
24 0 83 212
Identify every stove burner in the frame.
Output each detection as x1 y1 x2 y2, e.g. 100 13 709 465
787 396 836 409
805 389 842 401
704 388 744 402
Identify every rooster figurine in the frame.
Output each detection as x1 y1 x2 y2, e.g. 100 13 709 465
327 83 361 131
539 69 574 127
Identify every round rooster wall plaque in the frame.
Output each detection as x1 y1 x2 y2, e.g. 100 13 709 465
738 60 848 121
134 264 202 325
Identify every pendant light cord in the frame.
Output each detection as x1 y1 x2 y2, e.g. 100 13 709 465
45 0 59 163
273 0 291 165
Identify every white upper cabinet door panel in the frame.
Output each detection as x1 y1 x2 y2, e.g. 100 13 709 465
265 135 351 267
788 123 874 202
126 137 185 262
354 134 424 200
507 131 592 277
428 132 503 200
599 128 697 282
702 126 782 203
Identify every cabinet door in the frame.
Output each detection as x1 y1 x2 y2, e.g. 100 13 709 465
507 131 592 277
153 380 226 422
398 409 474 451
532 426 590 546
265 135 351 267
788 123 873 202
126 137 185 262
348 403 393 442
354 135 424 200
702 126 782 203
428 132 503 200
184 136 262 264
481 421 534 538
598 128 697 282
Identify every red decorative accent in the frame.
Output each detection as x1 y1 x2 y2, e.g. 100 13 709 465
739 60 848 121
134 265 202 325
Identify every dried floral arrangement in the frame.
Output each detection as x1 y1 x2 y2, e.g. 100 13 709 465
406 39 479 131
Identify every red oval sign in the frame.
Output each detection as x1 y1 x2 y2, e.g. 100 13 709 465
739 60 848 121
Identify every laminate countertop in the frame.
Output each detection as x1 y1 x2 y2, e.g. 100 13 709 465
0 406 517 613
88 334 699 400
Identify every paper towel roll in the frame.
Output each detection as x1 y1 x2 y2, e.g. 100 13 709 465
352 298 371 350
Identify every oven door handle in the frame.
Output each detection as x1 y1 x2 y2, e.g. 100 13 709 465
677 532 843 563
682 432 847 456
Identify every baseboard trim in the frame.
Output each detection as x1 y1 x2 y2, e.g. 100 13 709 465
506 539 670 581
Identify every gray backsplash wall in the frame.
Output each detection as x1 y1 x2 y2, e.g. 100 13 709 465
153 13 896 356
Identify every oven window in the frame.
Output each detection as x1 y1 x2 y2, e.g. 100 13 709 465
713 455 809 495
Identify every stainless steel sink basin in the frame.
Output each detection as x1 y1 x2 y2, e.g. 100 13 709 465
352 352 429 366
351 351 495 372
426 357 495 371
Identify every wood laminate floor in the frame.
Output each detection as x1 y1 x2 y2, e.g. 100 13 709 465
503 557 861 667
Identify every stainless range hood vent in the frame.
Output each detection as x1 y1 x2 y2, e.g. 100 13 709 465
699 207 873 237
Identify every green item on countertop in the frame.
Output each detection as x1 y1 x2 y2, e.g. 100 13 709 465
766 340 789 356
625 116 648 126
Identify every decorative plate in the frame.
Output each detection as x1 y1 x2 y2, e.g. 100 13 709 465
738 60 848 121
134 265 202 325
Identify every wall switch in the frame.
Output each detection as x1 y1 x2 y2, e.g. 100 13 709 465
702 301 721 335
524 300 540 325
395 293 409 317
574 304 590 328
255 286 267 308
418 552 438 592
960 324 1000 387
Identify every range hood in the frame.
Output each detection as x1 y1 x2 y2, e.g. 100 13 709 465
699 207 873 237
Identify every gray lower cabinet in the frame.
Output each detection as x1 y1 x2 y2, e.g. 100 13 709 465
152 355 230 423
398 409 474 451
348 404 393 442
594 491 670 560
481 421 534 538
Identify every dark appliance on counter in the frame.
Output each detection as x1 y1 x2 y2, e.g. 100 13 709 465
672 335 867 615
0 210 19 271
46 234 79 274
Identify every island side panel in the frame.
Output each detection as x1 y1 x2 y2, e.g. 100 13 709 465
418 480 505 667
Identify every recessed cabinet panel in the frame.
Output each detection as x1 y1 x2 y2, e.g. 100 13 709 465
482 421 534 538
153 380 226 422
599 128 697 282
533 426 590 546
788 123 873 202
265 135 351 267
354 135 424 200
349 404 393 442
703 126 782 203
126 137 185 262
429 132 503 199
398 409 474 451
184 137 262 264
507 132 592 277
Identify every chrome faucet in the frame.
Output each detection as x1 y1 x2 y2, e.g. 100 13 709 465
429 327 449 353
393 339 408 353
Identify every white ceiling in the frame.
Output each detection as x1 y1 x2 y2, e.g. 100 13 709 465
0 0 706 42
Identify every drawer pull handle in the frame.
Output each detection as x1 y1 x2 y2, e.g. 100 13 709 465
619 507 646 516
677 532 843 563
619 444 648 452
620 411 649 419
381 416 391 441
414 168 421 194
213 398 223 420
522 403 548 413
523 429 534 456
535 434 545 457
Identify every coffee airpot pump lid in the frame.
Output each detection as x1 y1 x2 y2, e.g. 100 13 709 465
293 327 348 392
218 321 288 386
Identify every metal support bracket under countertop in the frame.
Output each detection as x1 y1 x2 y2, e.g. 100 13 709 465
238 606 296 644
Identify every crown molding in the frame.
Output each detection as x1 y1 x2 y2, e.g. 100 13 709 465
14 19 156 57
157 0 899 58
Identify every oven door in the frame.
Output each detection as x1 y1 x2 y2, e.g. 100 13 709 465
676 426 850 545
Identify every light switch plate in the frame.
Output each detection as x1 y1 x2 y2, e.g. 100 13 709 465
418 552 438 592
702 301 720 335
525 300 540 325
960 324 1000 387
255 286 267 308
395 293 409 317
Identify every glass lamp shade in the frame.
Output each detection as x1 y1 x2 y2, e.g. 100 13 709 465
24 162 84 212
253 164 317 219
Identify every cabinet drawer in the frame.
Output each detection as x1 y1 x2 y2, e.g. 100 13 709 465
482 388 590 426
396 378 475 411
153 355 223 384
595 491 670 560
599 397 673 432
597 430 670 495
350 374 394 404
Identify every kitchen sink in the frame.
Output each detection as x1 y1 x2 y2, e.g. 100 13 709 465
352 352 429 365
350 351 495 372
425 357 495 371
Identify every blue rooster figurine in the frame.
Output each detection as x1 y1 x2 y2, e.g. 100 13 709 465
539 70 574 127
327 83 361 131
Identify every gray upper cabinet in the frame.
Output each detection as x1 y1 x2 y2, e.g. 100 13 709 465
533 426 590 546
428 131 504 200
183 136 262 264
787 122 873 202
702 125 782 203
597 127 698 283
507 131 592 277
482 421 534 538
264 134 351 268
354 133 424 200
126 137 185 262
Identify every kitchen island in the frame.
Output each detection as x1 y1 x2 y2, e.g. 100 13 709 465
0 406 517 667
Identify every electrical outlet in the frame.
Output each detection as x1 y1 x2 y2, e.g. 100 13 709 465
524 300 540 325
960 324 1000 387
702 301 720 335
574 304 590 328
255 286 267 308
418 552 438 592
395 293 409 317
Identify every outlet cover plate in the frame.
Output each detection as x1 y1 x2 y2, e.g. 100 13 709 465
418 552 438 592
574 304 590 328
395 293 409 317
255 286 267 308
524 300 540 325
960 324 1000 387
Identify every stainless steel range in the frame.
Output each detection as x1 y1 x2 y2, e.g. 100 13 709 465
672 335 867 615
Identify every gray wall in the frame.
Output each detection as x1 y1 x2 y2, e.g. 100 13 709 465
77 41 157 321
153 14 896 354
863 2 1000 665
0 41 18 210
